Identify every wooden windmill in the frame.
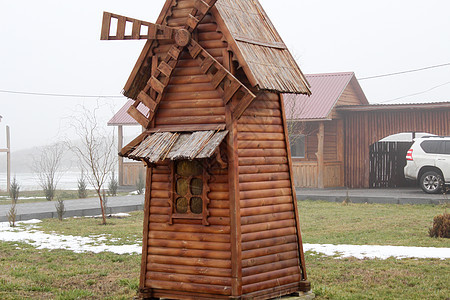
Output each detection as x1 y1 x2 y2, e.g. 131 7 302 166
101 0 312 299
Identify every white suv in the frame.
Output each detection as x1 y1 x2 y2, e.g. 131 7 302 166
404 136 450 194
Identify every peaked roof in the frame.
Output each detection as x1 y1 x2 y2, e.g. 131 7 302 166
123 0 310 99
284 72 368 120
107 100 149 126
214 0 310 94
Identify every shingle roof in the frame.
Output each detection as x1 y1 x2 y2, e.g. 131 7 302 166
123 0 310 99
214 0 310 94
283 72 366 120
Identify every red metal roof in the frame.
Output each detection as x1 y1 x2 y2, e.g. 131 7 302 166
284 72 360 120
107 100 149 126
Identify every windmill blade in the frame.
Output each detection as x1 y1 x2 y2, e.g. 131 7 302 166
186 40 256 119
101 12 175 41
185 0 219 33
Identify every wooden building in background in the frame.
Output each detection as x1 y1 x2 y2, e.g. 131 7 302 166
284 72 368 188
101 0 312 299
338 102 450 188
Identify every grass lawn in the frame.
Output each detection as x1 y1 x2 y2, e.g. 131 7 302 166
0 201 449 299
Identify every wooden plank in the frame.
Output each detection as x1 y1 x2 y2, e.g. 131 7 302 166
132 19 141 39
223 79 241 104
139 166 152 291
186 14 200 31
150 76 166 95
100 12 112 40
232 91 257 120
200 56 214 73
116 15 126 40
127 105 150 128
194 0 211 15
168 45 182 60
137 91 157 112
158 61 174 78
211 69 227 88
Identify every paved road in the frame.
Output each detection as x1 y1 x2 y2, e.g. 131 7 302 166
0 194 145 222
1 187 448 222
296 187 449 205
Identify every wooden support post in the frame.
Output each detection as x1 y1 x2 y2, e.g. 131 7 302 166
7 126 10 193
224 51 242 297
118 125 124 186
337 119 345 187
140 166 153 295
316 122 325 189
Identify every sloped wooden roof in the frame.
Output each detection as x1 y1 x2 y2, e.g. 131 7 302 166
122 130 228 163
123 0 310 99
214 0 310 94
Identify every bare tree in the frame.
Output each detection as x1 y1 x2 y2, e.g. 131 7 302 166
32 142 66 201
283 94 308 157
70 106 116 225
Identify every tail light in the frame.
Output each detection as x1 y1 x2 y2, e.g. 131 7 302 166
406 149 413 161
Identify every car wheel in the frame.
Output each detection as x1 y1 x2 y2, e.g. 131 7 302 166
420 171 443 194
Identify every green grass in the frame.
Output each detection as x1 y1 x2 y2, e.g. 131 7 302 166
34 212 143 246
298 200 450 247
0 201 449 299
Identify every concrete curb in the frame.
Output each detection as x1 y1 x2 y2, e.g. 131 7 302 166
296 194 447 205
0 204 144 222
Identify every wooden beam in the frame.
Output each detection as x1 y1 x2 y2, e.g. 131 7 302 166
316 122 325 188
127 105 150 129
140 166 152 292
118 125 124 186
232 91 257 121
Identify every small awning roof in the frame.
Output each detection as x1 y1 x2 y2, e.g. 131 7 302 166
122 130 229 163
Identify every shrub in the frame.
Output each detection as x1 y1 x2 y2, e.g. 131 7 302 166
428 212 450 238
108 172 118 196
55 197 65 221
77 172 88 199
136 171 145 195
9 177 20 203
7 204 17 227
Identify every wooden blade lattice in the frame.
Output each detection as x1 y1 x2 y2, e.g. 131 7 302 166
104 0 252 128
101 12 174 41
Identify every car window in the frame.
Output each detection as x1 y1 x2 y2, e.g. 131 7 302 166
444 141 450 155
420 140 442 154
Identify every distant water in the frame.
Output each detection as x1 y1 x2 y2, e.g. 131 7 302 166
0 172 84 191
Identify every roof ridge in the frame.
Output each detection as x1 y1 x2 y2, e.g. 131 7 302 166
305 72 355 78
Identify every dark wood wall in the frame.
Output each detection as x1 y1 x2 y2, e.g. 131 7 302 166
344 109 450 188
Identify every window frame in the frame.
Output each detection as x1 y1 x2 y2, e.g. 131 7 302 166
289 133 306 159
169 160 210 225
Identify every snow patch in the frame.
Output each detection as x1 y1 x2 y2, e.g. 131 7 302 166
1 221 448 259
304 244 450 260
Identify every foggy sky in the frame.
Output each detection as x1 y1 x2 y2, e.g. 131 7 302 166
1 0 449 151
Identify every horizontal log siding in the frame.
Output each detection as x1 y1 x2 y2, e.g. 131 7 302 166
344 110 450 188
154 11 227 128
146 163 232 295
144 6 232 296
238 93 301 295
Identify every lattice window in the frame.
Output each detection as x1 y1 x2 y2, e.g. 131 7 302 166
169 160 210 225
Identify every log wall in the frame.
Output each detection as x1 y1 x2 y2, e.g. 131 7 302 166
344 109 450 188
237 92 303 296
142 2 233 297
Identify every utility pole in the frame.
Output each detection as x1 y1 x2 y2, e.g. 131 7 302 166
0 123 11 193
